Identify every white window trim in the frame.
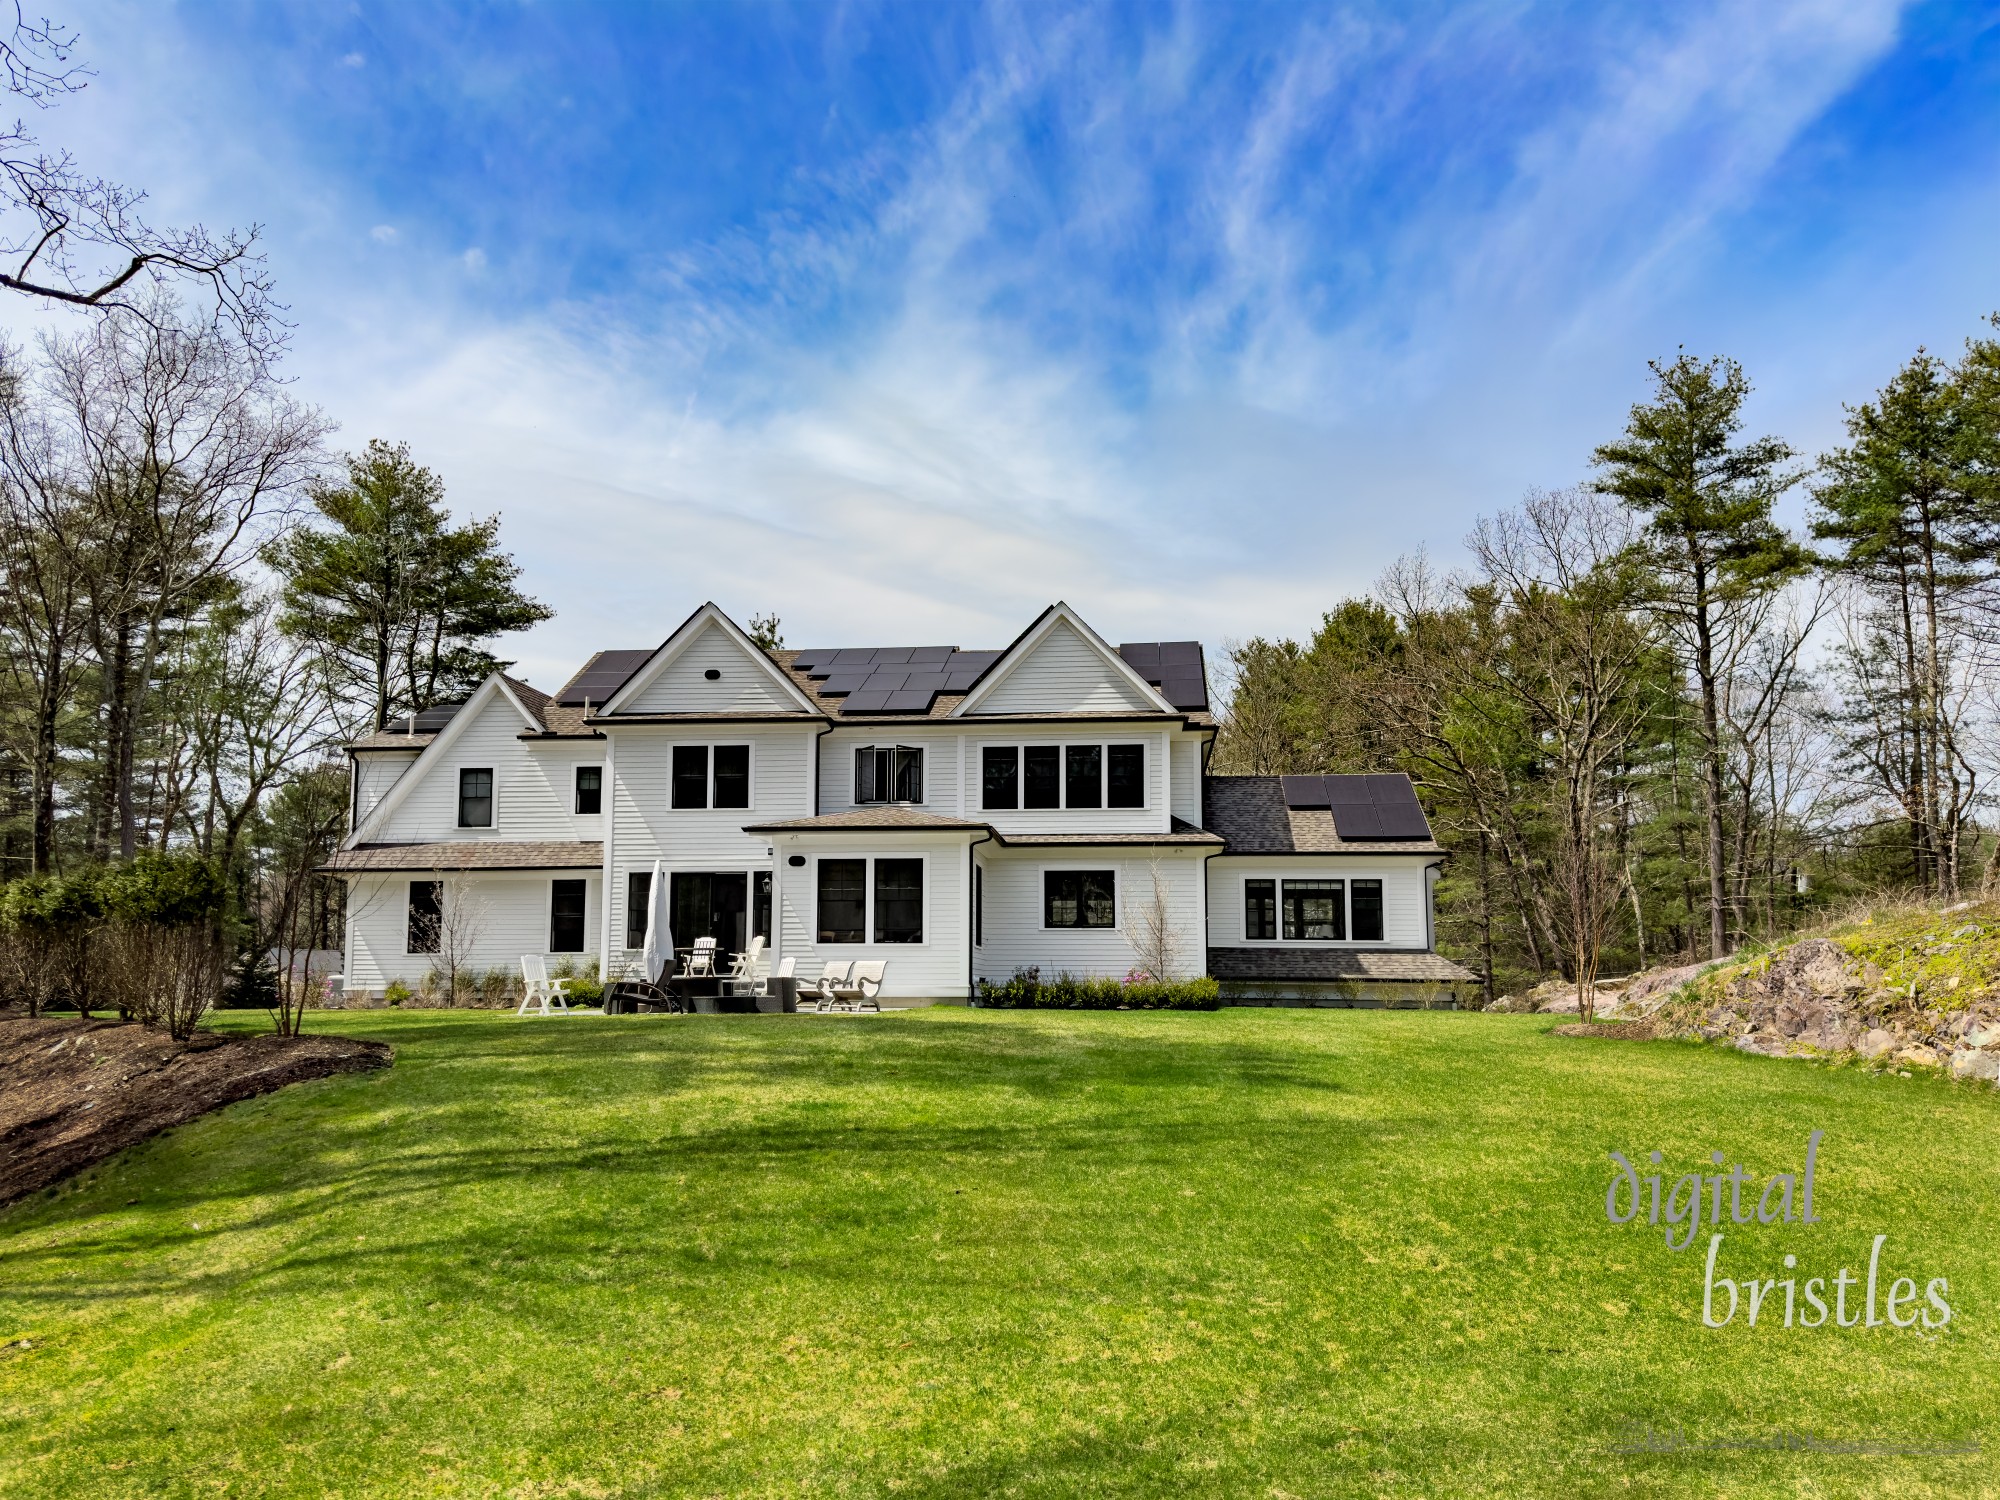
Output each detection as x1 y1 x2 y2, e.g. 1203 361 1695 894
455 766 499 831
811 852 931 949
852 743 927 807
574 762 606 817
1239 873 1391 946
666 740 758 813
548 875 591 956
1038 861 1122 933
977 740 1149 814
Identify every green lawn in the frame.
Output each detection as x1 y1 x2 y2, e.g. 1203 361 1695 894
2 1007 1994 1499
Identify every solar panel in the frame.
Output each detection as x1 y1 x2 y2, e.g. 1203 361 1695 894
1119 641 1209 710
843 689 892 711
1330 802 1387 839
1281 775 1330 808
883 689 934 712
820 673 869 695
554 649 653 706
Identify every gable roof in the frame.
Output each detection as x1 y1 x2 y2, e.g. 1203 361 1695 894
598 602 823 717
949 603 1178 718
344 671 543 847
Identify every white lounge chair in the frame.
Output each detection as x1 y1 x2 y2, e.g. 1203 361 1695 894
517 955 573 1016
722 936 767 995
801 960 851 1010
826 960 886 1012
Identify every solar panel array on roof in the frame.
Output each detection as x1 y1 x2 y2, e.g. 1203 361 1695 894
1279 773 1433 840
386 701 466 735
789 646 1005 713
1118 641 1208 711
554 649 654 707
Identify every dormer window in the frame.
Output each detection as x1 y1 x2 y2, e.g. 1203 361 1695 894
458 768 494 828
855 745 922 805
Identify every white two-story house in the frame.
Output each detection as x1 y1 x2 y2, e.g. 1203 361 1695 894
327 602 1471 1004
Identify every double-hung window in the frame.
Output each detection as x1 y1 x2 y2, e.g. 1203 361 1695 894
1044 869 1116 929
670 744 751 809
855 745 923 804
575 765 602 815
549 879 587 952
407 880 442 954
816 857 924 944
982 743 1146 811
457 768 493 828
1247 877 1386 942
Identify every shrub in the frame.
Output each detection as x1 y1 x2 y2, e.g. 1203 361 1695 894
477 966 515 1008
976 968 1220 1011
0 867 105 1016
98 853 227 1038
384 979 413 1007
221 946 281 1010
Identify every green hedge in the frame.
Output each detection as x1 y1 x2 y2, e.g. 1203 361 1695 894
975 970 1220 1011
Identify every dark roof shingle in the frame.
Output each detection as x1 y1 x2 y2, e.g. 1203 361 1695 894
1204 777 1444 854
1207 947 1473 983
323 840 602 872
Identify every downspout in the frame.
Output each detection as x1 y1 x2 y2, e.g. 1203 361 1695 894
967 829 994 1002
811 721 834 815
598 715 615 981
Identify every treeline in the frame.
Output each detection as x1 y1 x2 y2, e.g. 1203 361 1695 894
1215 329 2000 1013
0 303 549 1014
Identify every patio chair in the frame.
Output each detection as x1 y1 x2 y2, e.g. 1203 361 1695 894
722 936 767 995
682 937 719 977
517 955 573 1016
800 960 852 1010
756 954 797 997
827 960 887 1012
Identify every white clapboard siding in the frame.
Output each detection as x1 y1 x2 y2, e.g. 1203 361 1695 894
354 751 420 825
974 848 1207 984
971 620 1158 715
771 833 973 999
1171 734 1202 825
619 622 799 714
1204 856 1432 948
369 696 604 844
343 872 601 992
605 724 816 959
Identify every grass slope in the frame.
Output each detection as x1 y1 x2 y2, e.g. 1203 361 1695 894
1 1009 1994 1499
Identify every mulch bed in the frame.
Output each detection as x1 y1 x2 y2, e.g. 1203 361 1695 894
0 1014 392 1207
1549 1019 1659 1041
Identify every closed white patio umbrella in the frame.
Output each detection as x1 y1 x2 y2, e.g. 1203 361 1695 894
641 860 673 984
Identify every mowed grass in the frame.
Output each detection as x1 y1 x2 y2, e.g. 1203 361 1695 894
1 1008 1995 1500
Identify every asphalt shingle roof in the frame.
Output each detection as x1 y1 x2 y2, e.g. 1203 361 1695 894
323 841 603 872
1207 947 1473 983
1204 777 1444 855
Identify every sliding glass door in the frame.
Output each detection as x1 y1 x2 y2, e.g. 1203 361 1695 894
666 871 773 969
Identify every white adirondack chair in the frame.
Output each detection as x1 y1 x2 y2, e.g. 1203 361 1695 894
517 954 573 1016
723 935 767 993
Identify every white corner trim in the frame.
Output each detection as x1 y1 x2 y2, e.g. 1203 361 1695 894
599 601 821 716
950 602 1176 718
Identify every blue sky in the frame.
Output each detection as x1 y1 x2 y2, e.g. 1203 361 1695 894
19 1 2000 686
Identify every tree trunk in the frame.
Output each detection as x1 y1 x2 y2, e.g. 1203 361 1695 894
1476 829 1496 1009
1688 551 1730 960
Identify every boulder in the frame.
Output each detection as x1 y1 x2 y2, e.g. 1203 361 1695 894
1896 1045 1942 1069
1538 993 1582 1015
1859 1029 1897 1060
1950 1049 2000 1083
1965 1023 2000 1050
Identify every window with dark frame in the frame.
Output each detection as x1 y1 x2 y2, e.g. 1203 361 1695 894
549 879 587 952
407 880 441 954
457 767 493 827
1283 879 1345 941
817 858 866 943
625 870 651 949
1351 878 1384 941
1245 878 1277 940
712 744 751 809
873 859 924 943
1023 745 1061 809
671 745 709 809
575 765 602 815
981 747 1018 810
1107 744 1145 808
1044 869 1116 929
856 746 923 805
1064 745 1102 809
